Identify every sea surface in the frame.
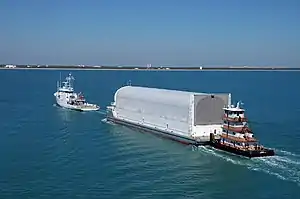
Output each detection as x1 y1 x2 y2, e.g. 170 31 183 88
0 69 299 199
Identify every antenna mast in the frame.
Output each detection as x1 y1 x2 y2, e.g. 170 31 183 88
59 72 62 87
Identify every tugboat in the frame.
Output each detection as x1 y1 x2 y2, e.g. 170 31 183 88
53 73 100 111
210 101 275 158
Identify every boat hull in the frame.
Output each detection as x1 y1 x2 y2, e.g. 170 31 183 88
106 114 275 158
210 141 275 158
54 93 99 112
56 102 99 111
107 115 209 146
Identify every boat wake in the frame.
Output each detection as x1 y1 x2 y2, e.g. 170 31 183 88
97 110 107 115
101 118 116 125
197 146 300 187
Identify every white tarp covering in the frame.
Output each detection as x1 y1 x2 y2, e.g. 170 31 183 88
113 86 230 136
114 86 197 135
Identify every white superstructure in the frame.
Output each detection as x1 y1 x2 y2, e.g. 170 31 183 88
53 73 100 111
107 85 231 144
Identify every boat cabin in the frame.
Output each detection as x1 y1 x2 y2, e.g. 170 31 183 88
223 101 247 122
220 101 257 150
68 92 87 105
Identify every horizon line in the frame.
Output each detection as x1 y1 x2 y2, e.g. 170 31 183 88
1 64 298 68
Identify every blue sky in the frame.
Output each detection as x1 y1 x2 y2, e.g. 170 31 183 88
0 0 299 67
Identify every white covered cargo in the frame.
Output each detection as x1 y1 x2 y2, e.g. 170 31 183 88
107 86 231 144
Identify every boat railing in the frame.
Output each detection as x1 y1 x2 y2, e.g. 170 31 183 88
223 115 247 122
221 142 258 151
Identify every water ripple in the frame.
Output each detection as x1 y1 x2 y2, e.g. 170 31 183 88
197 146 300 187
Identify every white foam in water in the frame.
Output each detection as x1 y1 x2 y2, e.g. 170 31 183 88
101 118 109 123
101 118 116 125
197 146 300 187
197 146 251 165
277 149 300 157
271 155 300 166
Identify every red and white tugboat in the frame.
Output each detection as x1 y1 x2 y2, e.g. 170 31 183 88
210 101 275 158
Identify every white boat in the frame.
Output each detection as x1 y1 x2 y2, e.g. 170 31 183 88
53 73 100 111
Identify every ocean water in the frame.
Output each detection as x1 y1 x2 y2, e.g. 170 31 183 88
0 69 299 199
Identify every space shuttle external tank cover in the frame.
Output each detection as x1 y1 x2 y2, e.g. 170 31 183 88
113 86 229 136
114 86 196 135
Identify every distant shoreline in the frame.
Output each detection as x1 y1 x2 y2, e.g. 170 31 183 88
1 65 299 71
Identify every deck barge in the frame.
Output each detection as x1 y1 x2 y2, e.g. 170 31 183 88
106 85 275 158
